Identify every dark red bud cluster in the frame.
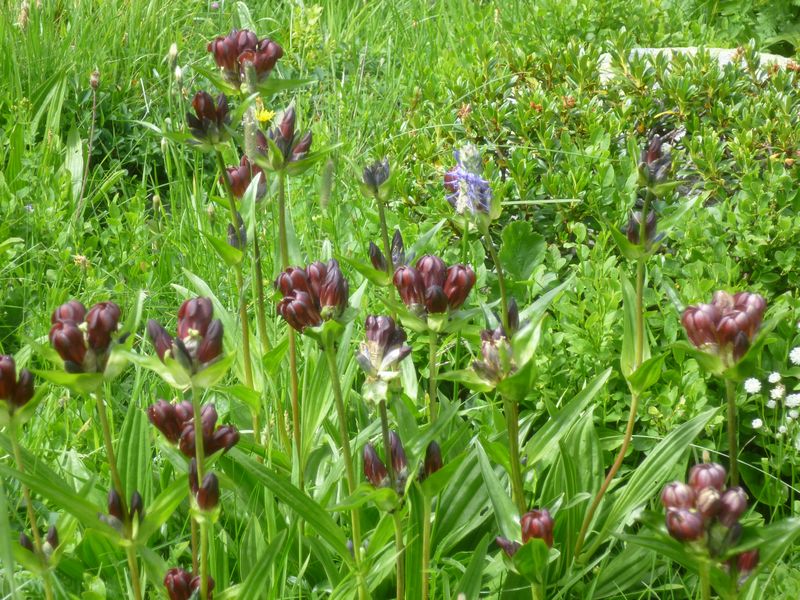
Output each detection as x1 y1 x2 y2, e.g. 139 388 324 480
147 400 239 458
662 463 750 546
105 489 145 529
625 209 658 247
393 256 475 315
207 29 283 87
0 355 34 411
222 155 266 200
275 260 349 331
19 532 34 553
49 300 121 373
638 134 672 185
363 433 415 496
186 91 230 145
363 443 389 489
521 508 555 548
681 291 766 365
362 158 390 194
164 567 215 600
189 459 220 511
267 107 313 164
147 298 224 374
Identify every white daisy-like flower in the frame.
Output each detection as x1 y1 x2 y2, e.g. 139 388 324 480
790 346 800 366
779 425 788 435
771 384 786 400
769 372 782 384
791 410 799 420
751 418 764 429
786 394 800 408
767 400 777 409
744 378 762 394
787 413 795 422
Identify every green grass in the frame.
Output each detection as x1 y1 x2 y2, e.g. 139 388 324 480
2 0 800 598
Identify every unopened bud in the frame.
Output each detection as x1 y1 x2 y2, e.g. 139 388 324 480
46 525 59 549
661 481 696 510
520 509 554 548
363 443 389 488
665 508 704 541
688 462 726 493
421 441 443 482
196 473 220 510
90 70 100 90
718 487 747 527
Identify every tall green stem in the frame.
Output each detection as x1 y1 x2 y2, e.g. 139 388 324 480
322 343 367 600
428 331 438 422
190 384 210 600
502 395 526 515
11 432 54 600
277 170 304 491
575 256 647 559
252 232 271 355
421 494 432 600
215 150 255 393
483 231 508 330
375 193 394 277
379 399 405 599
95 388 142 600
699 558 711 600
725 378 738 486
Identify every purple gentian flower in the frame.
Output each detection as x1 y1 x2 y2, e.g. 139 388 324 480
443 144 492 215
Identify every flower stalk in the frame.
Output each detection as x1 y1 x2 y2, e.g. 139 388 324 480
215 150 256 439
378 399 405 599
421 493 432 600
483 231 509 330
428 330 438 422
725 378 738 486
189 384 210 600
322 343 367 600
503 394 526 516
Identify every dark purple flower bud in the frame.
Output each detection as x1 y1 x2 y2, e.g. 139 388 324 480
521 509 554 548
51 300 86 325
365 315 396 350
681 304 721 348
416 255 447 289
222 156 263 199
306 261 328 301
363 158 390 194
238 38 283 81
639 135 672 185
13 368 34 408
625 210 657 246
495 536 521 558
276 267 313 298
736 549 759 575
188 458 199 495
205 424 240 455
733 331 750 362
49 321 86 367
197 320 224 364
178 298 213 340
147 320 173 362
174 401 194 424
369 242 386 272
85 301 121 351
319 259 348 316
290 131 312 162
717 313 750 347
661 481 696 510
695 487 721 521
421 441 443 482
164 567 193 600
393 266 425 308
19 532 34 552
391 229 405 267
130 491 144 522
278 107 296 142
187 92 230 145
148 400 182 443
424 286 449 314
688 463 727 493
389 431 408 475
718 487 747 527
46 525 59 549
197 473 220 510
227 217 247 250
443 264 476 310
363 443 389 488
0 355 16 399
277 291 323 332
108 489 125 522
665 508 704 541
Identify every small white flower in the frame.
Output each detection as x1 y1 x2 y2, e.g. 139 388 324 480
790 346 800 366
795 435 800 452
751 418 763 429
769 372 782 384
767 400 777 409
787 394 800 408
787 413 795 422
791 410 799 420
744 378 761 394
771 384 786 400
779 425 787 435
